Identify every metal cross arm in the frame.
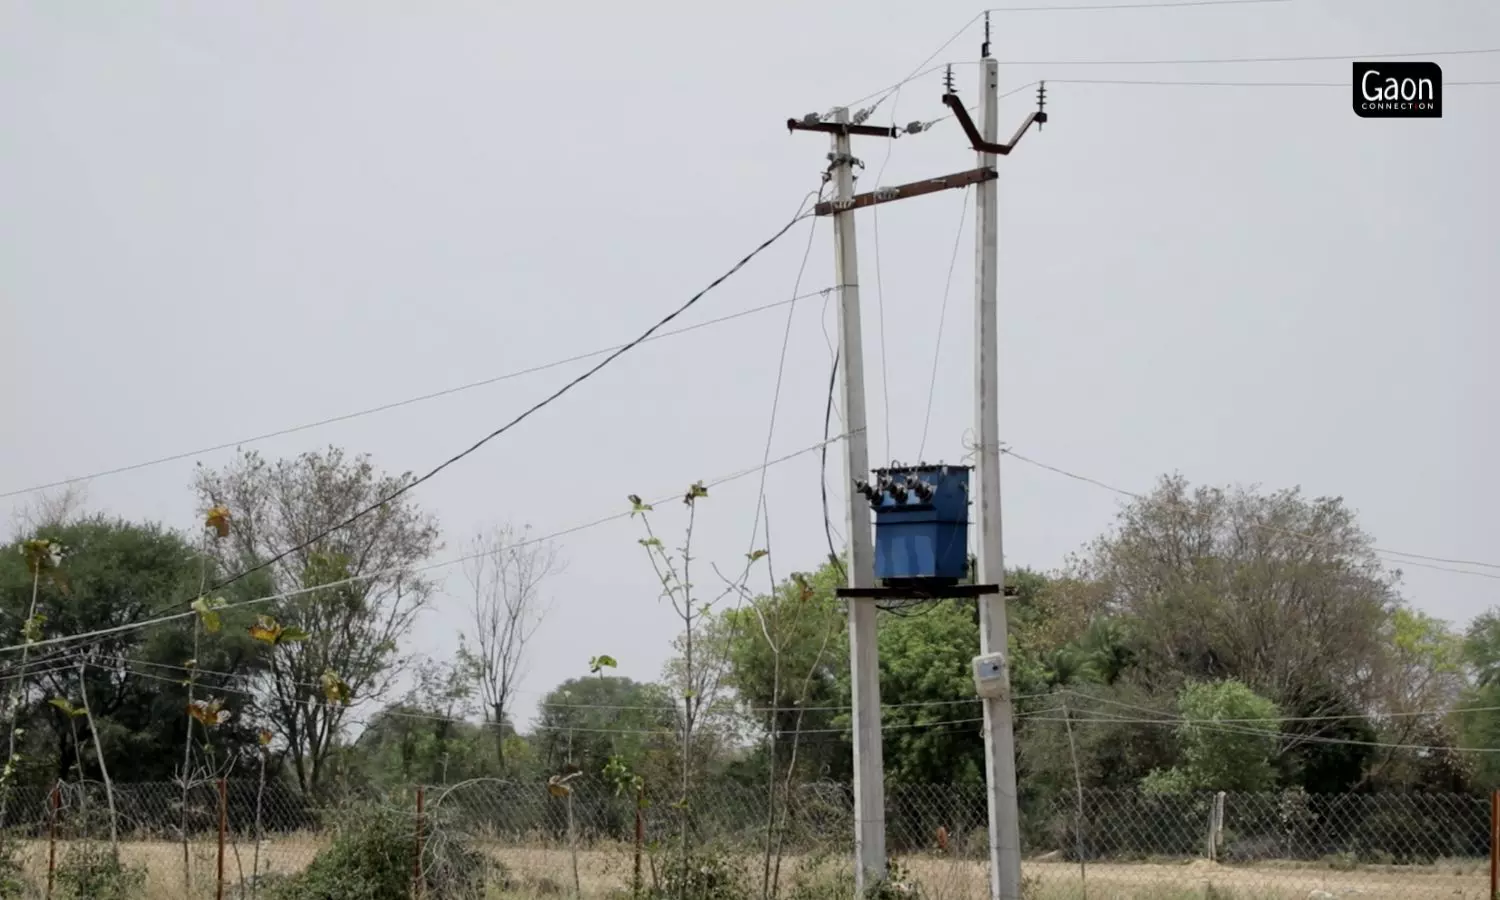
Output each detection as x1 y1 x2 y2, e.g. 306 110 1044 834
941 83 1049 157
785 117 900 139
812 167 997 216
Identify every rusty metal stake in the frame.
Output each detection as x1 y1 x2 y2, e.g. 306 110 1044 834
46 782 59 899
633 785 645 898
216 778 227 900
414 785 426 899
1490 789 1498 900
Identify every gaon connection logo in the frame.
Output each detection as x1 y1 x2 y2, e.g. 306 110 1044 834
1353 61 1443 118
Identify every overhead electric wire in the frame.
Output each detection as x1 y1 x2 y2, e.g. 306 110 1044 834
1002 46 1500 66
1001 446 1500 578
747 188 826 554
986 0 1290 9
714 188 825 725
1025 705 1500 755
0 431 860 658
842 46 1500 115
101 655 1500 751
904 78 1498 143
105 659 1000 738
1053 76 1500 86
105 653 1051 715
103 649 1500 747
821 346 847 582
869 88 902 467
1054 688 1500 725
917 188 972 463
1 287 842 500
843 0 1294 116
140 200 821 615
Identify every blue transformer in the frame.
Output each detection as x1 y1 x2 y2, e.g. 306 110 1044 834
864 464 971 584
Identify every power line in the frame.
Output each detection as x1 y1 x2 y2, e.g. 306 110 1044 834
162 200 820 613
1052 77 1500 86
868 82 906 468
0 287 841 501
987 0 1291 9
103 660 1000 737
820 346 847 582
85 655 1500 752
842 0 1298 113
1057 688 1500 725
917 187 972 463
905 78 1498 141
1001 446 1500 577
105 655 1051 715
844 48 1500 114
0 431 860 658
870 178 896 468
1003 46 1500 66
1025 707 1500 755
747 189 826 556
723 188 825 714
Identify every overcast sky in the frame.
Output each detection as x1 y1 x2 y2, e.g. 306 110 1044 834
1 0 1495 728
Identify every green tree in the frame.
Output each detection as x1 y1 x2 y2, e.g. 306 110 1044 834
1142 679 1281 792
1020 682 1178 796
346 658 487 787
706 560 847 783
1080 475 1398 715
857 602 986 785
194 447 442 796
0 517 267 785
1450 612 1500 790
706 562 1058 787
1278 686 1376 793
1357 608 1466 789
533 676 677 786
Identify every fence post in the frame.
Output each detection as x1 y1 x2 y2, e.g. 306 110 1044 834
1204 792 1223 863
1490 789 1498 900
414 784 426 900
217 778 227 900
46 781 59 899
634 784 644 898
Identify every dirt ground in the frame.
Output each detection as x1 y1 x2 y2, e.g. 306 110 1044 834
14 839 1494 899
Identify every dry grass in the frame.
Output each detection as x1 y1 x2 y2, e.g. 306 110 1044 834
9 836 326 899
483 846 1492 900
1 839 1488 899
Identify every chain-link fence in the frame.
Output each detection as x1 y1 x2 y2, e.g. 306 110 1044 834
0 779 1491 898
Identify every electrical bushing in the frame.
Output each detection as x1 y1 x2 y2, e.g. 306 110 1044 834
856 465 971 584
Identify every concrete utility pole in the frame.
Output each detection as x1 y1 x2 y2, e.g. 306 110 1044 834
828 106 887 893
785 61 1044 898
972 56 1025 900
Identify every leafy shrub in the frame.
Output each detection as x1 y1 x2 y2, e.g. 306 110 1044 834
648 850 749 900
54 843 145 900
266 805 490 900
783 856 918 900
862 860 919 900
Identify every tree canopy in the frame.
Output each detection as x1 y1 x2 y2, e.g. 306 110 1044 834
1 453 1491 810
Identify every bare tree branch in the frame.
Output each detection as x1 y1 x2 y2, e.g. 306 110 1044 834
459 524 562 771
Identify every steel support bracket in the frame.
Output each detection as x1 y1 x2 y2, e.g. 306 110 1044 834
941 93 1047 156
786 118 900 139
813 167 996 216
